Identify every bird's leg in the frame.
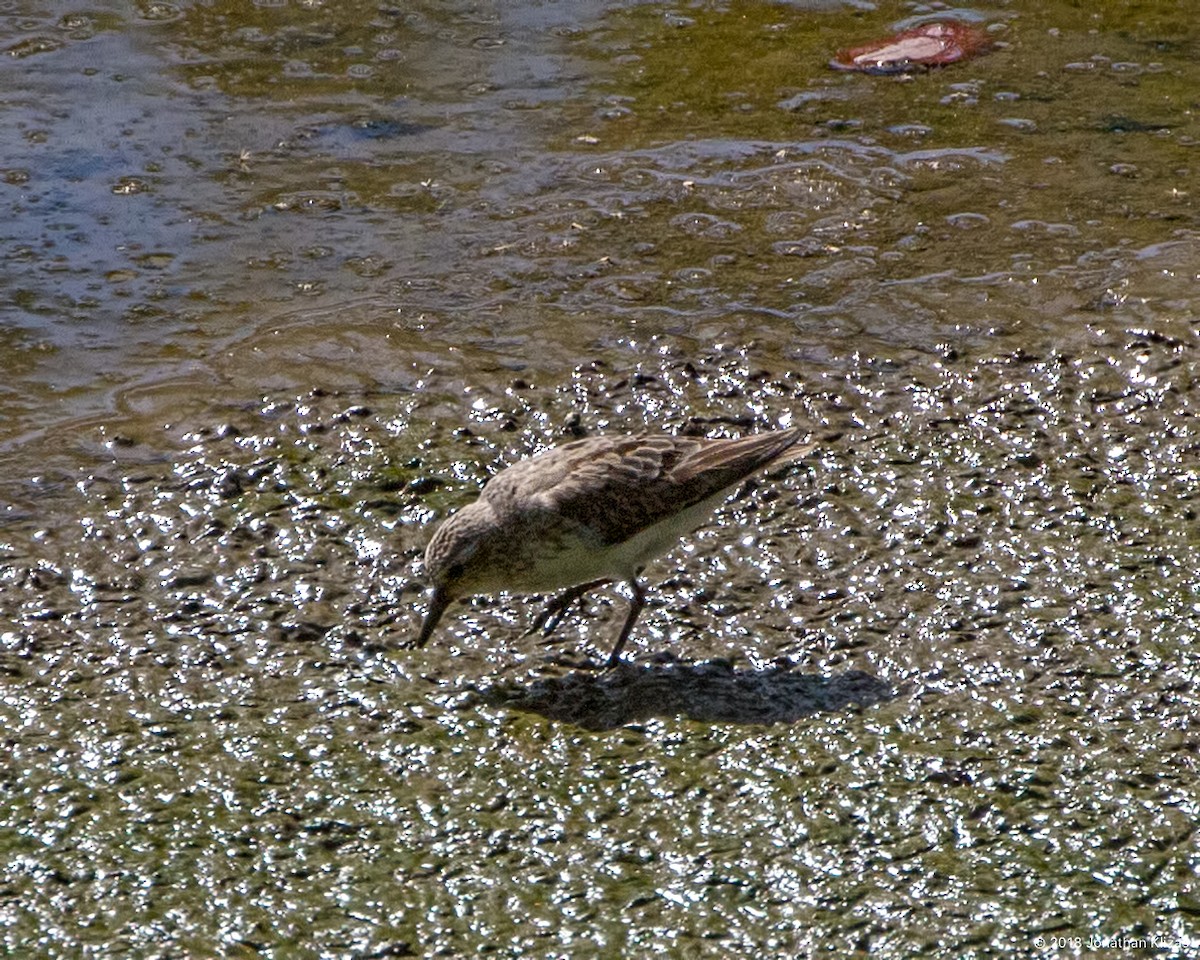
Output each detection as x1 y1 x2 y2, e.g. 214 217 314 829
603 578 646 669
525 578 609 638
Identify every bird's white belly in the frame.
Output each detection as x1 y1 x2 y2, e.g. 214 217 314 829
503 491 728 593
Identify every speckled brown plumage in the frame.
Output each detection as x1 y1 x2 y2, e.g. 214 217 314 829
414 428 813 666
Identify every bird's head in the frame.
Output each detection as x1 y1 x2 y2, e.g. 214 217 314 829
413 503 494 647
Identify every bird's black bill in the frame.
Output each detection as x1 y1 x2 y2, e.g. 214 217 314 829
414 586 451 648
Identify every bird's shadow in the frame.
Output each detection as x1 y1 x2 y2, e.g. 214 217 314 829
475 655 896 731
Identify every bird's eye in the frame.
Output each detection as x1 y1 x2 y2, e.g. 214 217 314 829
446 562 466 581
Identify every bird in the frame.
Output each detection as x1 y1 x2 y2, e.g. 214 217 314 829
413 427 813 667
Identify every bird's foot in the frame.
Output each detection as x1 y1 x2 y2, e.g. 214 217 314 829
524 601 572 639
601 655 642 676
523 579 607 638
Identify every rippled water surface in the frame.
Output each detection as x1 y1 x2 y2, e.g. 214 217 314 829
3 0 1200 956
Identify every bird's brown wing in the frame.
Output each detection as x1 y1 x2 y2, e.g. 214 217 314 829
487 431 810 547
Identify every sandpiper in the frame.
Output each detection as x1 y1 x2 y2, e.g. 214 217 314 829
413 427 813 666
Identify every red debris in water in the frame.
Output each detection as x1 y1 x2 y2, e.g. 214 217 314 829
830 21 992 75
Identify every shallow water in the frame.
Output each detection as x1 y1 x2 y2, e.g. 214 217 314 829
2 0 1200 956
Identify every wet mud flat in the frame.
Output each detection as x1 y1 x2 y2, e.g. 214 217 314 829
3 321 1199 956
2 0 1200 952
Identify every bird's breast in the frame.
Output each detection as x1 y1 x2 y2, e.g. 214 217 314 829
493 489 728 593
